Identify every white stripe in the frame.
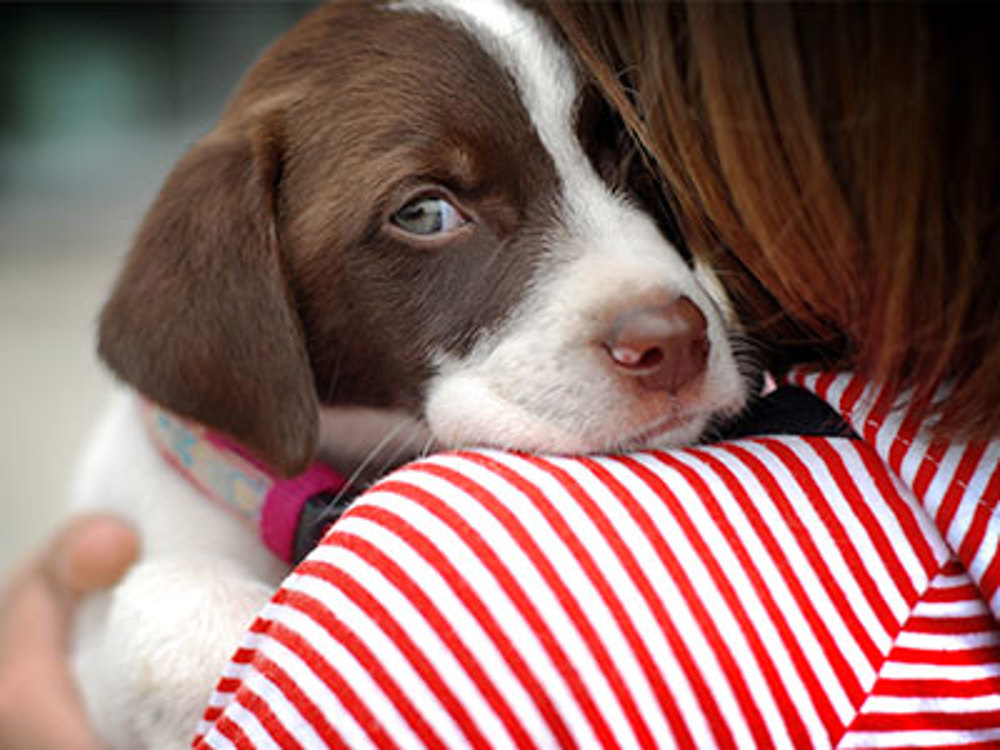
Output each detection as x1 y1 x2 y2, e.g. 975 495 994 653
217 653 255 681
944 440 1000 551
898 431 933 496
285 568 489 749
911 597 990 619
839 727 1000 748
705 443 875 711
932 571 976 589
872 389 914 462
863 693 1000 713
203 691 233 709
198 729 236 750
633 448 828 747
313 498 563 748
879 661 1000 681
922 441 968 519
894 629 1000 651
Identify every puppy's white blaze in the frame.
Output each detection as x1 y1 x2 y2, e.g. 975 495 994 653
408 0 581 169
410 0 748 452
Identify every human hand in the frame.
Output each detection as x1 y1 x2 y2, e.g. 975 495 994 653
0 515 139 750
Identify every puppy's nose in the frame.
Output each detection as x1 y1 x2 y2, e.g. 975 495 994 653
603 296 710 392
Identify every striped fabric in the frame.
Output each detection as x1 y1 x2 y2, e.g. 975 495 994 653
195 372 1000 749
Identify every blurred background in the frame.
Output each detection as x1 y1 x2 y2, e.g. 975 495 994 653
0 1 315 575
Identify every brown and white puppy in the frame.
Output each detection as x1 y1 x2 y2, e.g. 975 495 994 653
71 1 750 747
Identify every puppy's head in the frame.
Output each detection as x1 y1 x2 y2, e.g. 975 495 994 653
99 0 750 477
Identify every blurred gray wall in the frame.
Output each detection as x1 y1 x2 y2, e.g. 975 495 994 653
0 1 315 574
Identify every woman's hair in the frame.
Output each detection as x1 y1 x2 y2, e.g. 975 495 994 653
541 1 999 439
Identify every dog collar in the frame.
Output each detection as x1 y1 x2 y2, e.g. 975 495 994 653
140 400 348 564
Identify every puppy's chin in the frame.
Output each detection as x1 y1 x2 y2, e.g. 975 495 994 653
614 413 713 453
423 367 746 457
317 406 435 480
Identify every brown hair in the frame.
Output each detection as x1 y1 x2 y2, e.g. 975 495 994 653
542 1 1000 439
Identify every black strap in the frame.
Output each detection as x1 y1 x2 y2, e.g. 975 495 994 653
292 488 359 564
718 385 857 441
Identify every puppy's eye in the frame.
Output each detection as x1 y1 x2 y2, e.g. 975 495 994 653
390 195 468 237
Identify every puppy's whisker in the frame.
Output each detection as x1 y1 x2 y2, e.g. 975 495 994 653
323 351 344 404
419 434 436 460
329 418 412 508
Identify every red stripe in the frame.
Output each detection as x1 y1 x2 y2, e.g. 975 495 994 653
527 455 721 747
215 677 242 694
266 620 399 749
940 559 970 576
273 586 450 749
851 708 1000 732
363 469 605 747
718 443 871 705
231 646 256 664
836 374 869 425
904 614 997 635
456 453 658 747
912 438 949 501
852 440 941 576
957 460 1000 594
935 442 989 533
861 381 897 446
649 449 829 744
923 582 984 604
214 712 255 749
766 438 906 637
874 676 1000 698
234 685 303 750
889 646 1000 666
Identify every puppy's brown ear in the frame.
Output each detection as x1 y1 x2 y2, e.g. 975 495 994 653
99 123 317 476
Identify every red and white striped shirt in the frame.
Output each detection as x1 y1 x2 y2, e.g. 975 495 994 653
195 371 1000 748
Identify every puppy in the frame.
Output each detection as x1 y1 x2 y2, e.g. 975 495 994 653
71 1 750 747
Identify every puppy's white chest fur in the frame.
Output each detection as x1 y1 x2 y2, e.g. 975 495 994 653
71 393 286 748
